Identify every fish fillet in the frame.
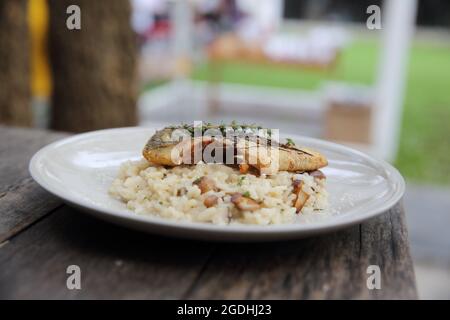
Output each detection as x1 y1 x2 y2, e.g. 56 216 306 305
142 126 327 174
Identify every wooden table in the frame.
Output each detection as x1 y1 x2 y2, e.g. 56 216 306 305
0 126 417 299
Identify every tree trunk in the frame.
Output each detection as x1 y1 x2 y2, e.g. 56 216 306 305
48 0 138 132
0 0 31 127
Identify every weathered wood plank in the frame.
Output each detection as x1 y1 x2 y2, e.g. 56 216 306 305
183 203 417 300
0 206 215 299
0 126 68 242
360 203 417 299
0 203 417 299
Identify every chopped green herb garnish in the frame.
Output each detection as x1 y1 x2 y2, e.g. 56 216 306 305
243 191 251 198
238 176 246 186
171 122 270 139
286 138 295 146
193 177 202 185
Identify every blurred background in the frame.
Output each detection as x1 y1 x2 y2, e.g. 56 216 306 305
1 0 449 298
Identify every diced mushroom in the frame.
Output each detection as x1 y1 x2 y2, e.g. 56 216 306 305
292 180 310 213
239 163 250 174
193 176 218 194
309 170 326 180
292 179 303 194
204 195 219 208
177 187 188 196
230 193 261 212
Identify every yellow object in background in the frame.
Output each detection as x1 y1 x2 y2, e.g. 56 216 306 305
28 0 52 98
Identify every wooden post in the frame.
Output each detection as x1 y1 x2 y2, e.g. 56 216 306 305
48 0 138 132
0 0 31 127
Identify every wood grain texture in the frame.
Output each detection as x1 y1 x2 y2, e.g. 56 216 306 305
0 204 417 299
185 203 417 300
0 126 67 243
0 206 214 299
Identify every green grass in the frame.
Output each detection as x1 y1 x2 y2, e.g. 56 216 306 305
397 43 450 184
193 40 379 88
191 40 450 185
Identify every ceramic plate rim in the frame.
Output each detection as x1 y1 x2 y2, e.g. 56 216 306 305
29 127 405 237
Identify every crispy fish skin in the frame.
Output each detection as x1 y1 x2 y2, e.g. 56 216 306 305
143 144 180 166
143 129 214 166
143 128 200 166
142 127 328 173
278 146 328 172
237 141 327 175
142 128 180 165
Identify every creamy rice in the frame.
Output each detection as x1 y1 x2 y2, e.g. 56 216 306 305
109 159 328 225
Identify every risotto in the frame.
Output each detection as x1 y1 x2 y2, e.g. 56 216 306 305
109 160 328 225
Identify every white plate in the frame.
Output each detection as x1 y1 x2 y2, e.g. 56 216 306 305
29 127 405 242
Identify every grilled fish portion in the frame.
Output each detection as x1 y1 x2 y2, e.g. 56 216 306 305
142 125 327 174
143 128 215 166
231 135 327 174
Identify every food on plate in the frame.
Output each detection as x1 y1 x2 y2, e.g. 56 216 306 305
143 123 327 175
109 123 329 225
109 161 328 225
